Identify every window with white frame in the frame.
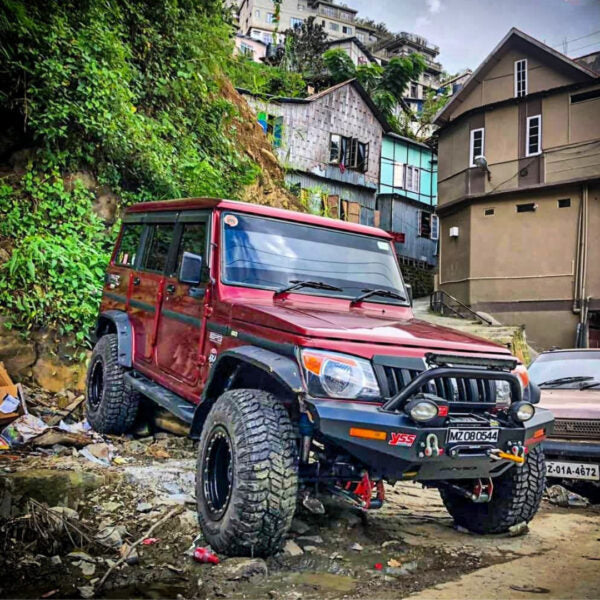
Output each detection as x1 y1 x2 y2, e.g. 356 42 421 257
526 114 542 156
418 211 439 240
469 128 485 167
393 162 404 188
262 33 273 44
290 17 303 28
515 59 527 97
254 9 261 18
405 165 420 193
329 22 339 31
356 32 365 42
266 12 275 23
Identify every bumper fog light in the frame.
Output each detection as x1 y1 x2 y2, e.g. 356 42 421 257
408 400 438 422
510 401 535 422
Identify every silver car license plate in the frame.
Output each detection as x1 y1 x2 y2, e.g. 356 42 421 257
447 429 499 444
546 461 600 481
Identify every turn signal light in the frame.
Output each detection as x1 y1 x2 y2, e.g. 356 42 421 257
512 365 530 388
349 427 387 441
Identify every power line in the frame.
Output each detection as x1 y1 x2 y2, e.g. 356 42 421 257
550 29 600 48
569 39 600 55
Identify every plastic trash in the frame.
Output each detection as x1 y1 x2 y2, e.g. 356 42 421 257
142 538 160 546
193 547 219 564
374 562 383 570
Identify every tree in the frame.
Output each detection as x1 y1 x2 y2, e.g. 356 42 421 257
322 48 356 82
411 87 451 141
281 16 328 77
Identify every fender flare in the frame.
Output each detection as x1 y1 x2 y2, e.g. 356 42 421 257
95 310 133 368
190 345 303 438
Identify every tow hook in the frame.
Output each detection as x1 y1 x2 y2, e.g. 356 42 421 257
472 478 494 502
488 442 526 465
420 433 443 458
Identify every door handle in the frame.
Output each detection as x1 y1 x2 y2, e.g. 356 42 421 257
132 277 140 286
166 284 176 294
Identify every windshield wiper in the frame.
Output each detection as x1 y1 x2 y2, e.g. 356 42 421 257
580 380 600 390
274 279 343 298
350 288 406 306
538 376 594 388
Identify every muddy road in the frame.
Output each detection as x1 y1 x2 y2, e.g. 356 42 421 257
1 430 599 600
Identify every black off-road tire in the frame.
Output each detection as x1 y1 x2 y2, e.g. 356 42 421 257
85 334 139 434
196 389 298 557
440 445 546 534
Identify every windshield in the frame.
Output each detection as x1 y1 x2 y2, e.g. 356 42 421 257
529 352 600 388
221 212 407 304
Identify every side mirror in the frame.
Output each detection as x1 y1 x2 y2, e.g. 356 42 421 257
179 252 203 285
405 283 413 307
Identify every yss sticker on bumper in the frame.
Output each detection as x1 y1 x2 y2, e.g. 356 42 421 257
389 432 417 447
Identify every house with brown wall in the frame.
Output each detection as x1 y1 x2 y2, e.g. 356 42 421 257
434 28 600 350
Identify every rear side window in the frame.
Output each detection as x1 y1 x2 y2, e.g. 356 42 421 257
115 224 144 267
173 223 208 279
142 224 176 273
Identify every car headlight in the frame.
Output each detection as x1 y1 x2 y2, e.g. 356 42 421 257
510 401 535 422
406 399 439 422
300 349 380 399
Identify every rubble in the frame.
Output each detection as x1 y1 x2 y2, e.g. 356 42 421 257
219 558 268 580
283 540 304 557
547 484 590 508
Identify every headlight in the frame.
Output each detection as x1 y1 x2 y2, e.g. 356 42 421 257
300 349 380 399
510 401 535 422
407 399 439 422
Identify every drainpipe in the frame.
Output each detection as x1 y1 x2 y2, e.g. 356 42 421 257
573 184 589 315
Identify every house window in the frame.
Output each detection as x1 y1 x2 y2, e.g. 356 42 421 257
393 162 404 188
266 12 275 23
329 22 339 31
469 128 485 167
342 25 352 34
514 59 527 98
262 33 273 44
240 43 254 57
410 83 418 98
418 211 439 240
526 115 542 156
357 32 365 42
484 208 495 216
558 198 571 208
290 17 303 28
254 9 261 18
405 166 420 193
329 135 368 172
516 203 536 213
258 112 283 148
297 2 305 10
329 134 342 163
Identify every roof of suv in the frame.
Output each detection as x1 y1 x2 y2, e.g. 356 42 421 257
126 198 392 240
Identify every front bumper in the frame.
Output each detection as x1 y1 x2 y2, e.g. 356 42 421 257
307 398 554 481
543 439 600 461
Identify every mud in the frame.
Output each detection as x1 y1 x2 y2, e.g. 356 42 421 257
1 432 599 599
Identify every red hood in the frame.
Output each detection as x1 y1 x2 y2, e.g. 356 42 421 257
230 299 511 355
539 389 600 419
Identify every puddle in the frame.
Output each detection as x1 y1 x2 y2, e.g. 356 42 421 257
290 572 357 593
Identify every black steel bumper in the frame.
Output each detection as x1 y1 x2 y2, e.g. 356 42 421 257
543 439 600 461
306 397 554 481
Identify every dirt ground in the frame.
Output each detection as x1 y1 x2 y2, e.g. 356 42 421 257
1 424 599 600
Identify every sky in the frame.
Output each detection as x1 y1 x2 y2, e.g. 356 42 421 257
342 0 600 74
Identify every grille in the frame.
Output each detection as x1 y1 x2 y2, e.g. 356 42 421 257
377 366 497 406
552 419 600 440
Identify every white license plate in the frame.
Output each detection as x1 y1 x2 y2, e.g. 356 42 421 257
546 461 600 481
447 428 499 443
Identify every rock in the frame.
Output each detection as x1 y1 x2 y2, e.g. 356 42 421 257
49 506 80 521
351 542 363 551
83 443 112 464
81 562 96 577
78 586 95 599
297 535 323 545
120 543 139 565
220 557 268 580
381 539 405 550
93 186 118 224
386 561 418 577
283 540 304 557
63 170 97 192
136 501 153 513
179 509 199 531
32 356 87 393
101 501 121 513
50 555 62 566
96 526 124 548
122 440 146 454
0 334 36 378
68 551 95 563
0 247 10 265
290 518 310 535
303 545 318 552
508 521 529 537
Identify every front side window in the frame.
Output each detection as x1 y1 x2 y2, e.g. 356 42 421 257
142 224 176 273
469 128 485 167
515 59 527 97
221 213 407 304
115 224 144 267
526 114 542 156
173 223 208 279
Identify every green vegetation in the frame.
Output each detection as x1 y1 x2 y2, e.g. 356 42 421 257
0 0 260 347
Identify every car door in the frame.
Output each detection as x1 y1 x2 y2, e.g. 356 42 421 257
129 219 177 366
155 213 211 394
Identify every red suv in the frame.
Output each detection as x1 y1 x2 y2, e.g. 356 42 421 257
87 198 553 556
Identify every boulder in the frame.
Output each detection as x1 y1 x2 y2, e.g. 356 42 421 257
0 333 37 378
32 355 87 393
